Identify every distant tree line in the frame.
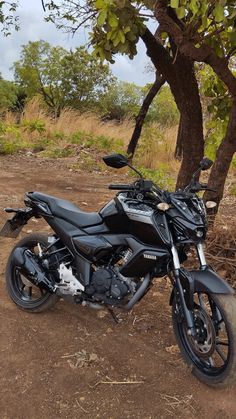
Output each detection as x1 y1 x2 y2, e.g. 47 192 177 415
0 40 179 126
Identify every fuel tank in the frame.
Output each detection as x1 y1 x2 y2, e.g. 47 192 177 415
99 196 172 247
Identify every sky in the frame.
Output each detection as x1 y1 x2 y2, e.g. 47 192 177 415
0 0 155 86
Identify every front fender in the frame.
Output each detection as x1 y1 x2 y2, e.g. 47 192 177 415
191 268 234 294
169 267 234 307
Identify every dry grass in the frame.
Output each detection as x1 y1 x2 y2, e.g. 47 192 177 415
206 216 236 288
20 97 134 144
1 97 179 176
133 122 179 175
53 109 134 144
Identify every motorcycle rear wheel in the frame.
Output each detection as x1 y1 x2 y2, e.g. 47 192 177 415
6 233 59 313
172 292 236 387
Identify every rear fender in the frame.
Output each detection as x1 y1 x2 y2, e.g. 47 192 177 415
0 208 34 238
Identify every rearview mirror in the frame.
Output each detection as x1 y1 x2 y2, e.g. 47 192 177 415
199 157 213 171
103 154 129 169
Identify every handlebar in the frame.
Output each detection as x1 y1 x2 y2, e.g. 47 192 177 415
108 184 136 191
108 181 164 202
189 182 217 193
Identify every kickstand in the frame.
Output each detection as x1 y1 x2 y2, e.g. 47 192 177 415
106 306 120 324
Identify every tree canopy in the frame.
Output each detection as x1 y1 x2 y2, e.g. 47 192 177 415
44 1 236 63
14 40 114 115
0 78 18 110
0 1 19 35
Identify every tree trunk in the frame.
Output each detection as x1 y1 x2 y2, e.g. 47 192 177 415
175 115 184 159
127 72 165 157
174 54 204 189
203 100 236 211
154 2 236 210
141 29 204 189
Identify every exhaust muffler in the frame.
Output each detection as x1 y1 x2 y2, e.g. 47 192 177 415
11 247 56 293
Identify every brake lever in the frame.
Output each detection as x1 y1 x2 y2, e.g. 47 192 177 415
190 182 217 193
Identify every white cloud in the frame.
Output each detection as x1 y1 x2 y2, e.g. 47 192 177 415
0 0 155 86
111 43 155 85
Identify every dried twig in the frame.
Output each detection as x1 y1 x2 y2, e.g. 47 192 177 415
91 378 144 388
75 399 89 414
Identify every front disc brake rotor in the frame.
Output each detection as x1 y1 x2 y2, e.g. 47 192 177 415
187 306 216 359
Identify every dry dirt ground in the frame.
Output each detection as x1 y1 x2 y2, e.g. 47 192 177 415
0 154 236 419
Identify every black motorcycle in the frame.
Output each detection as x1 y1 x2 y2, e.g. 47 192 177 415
1 154 236 387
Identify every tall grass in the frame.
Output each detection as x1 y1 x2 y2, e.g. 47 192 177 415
0 97 179 186
21 97 134 144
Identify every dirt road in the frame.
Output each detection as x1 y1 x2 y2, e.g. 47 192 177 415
0 155 236 419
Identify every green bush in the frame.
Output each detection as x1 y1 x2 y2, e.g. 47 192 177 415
71 130 124 153
41 146 75 158
21 119 46 134
0 125 23 154
230 184 236 196
131 167 175 190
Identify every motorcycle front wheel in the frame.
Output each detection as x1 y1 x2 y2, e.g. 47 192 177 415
6 233 59 313
172 292 236 387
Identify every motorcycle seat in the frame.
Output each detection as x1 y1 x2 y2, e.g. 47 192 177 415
27 192 102 227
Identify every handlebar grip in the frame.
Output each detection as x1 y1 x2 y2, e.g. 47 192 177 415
108 184 134 190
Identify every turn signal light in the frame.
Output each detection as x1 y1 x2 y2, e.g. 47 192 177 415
157 203 170 211
205 201 217 209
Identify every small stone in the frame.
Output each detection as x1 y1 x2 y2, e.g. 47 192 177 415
152 291 163 297
26 151 33 157
165 345 179 355
97 310 107 318
89 353 98 362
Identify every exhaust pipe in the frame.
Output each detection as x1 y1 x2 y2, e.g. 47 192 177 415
123 273 151 310
11 247 56 293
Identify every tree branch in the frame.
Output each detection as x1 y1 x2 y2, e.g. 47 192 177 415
127 72 165 157
155 2 236 97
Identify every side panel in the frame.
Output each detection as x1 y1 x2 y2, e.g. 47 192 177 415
43 216 92 286
44 216 83 253
120 237 170 277
73 236 113 261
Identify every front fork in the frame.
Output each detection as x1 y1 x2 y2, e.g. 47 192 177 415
171 243 206 337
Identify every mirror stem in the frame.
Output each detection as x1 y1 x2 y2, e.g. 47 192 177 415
127 164 143 179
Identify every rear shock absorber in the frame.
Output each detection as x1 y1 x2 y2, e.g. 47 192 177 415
123 248 132 263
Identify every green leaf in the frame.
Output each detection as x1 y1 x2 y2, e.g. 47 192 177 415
189 0 199 15
118 30 126 44
113 35 120 47
213 4 224 23
108 13 118 28
95 0 104 9
97 10 107 26
227 30 236 44
176 6 185 19
123 26 131 34
170 0 179 9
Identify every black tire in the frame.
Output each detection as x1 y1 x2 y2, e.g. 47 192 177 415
6 233 59 313
172 293 236 387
